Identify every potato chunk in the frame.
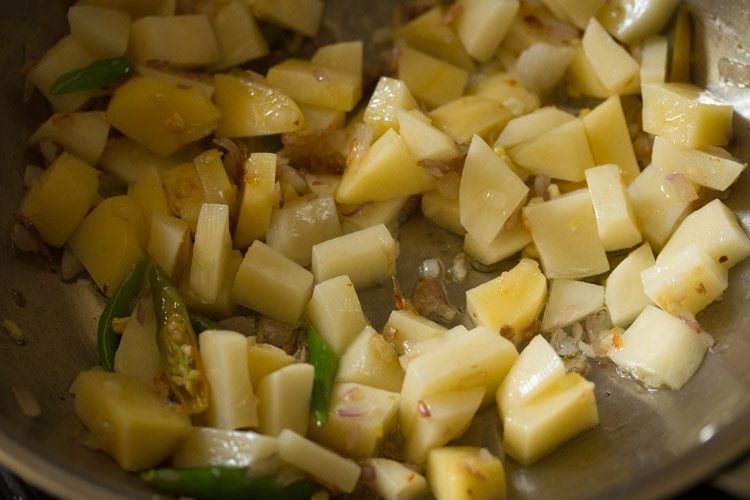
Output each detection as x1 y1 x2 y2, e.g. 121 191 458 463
266 59 361 112
29 111 110 166
307 275 368 356
129 15 220 68
427 447 507 500
73 370 191 471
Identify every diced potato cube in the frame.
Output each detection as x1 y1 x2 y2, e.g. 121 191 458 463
234 153 277 249
337 326 404 393
309 383 400 459
129 15 220 68
257 363 314 436
651 136 745 192
246 0 324 37
543 0 604 29
429 96 513 145
495 106 574 149
182 250 242 320
460 135 528 246
582 96 640 185
232 241 314 325
466 258 547 345
421 180 464 236
642 82 733 149
641 245 728 317
400 326 518 434
29 111 110 166
73 370 191 471
210 1 268 70
454 0 519 63
503 372 598 465
362 457 429 500
396 109 459 162
266 59 361 112
335 129 436 205
523 189 610 279
384 309 446 354
397 46 469 109
340 197 409 235
640 35 668 84
18 152 100 248
403 387 485 464
513 42 576 94
189 203 232 304
68 4 130 57
27 35 97 112
114 298 161 389
266 195 342 267
311 224 398 288
565 46 610 99
608 305 713 389
162 162 206 233
277 429 361 493
99 136 184 185
581 18 640 94
307 275 367 356
68 195 145 295
399 326 468 370
172 427 277 468
246 342 296 388
135 63 215 99
214 74 303 137
585 164 641 251
427 447 507 500
107 76 222 157
470 72 540 116
397 6 474 70
497 335 565 419
193 149 236 212
657 199 750 270
312 41 363 78
128 165 170 228
596 0 680 45
541 279 605 333
508 119 594 182
605 243 655 328
464 222 532 267
147 212 191 282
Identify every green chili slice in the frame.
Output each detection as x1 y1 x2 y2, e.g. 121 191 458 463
50 56 133 95
307 325 338 428
190 313 219 335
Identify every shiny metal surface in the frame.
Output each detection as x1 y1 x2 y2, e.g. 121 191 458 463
0 1 749 499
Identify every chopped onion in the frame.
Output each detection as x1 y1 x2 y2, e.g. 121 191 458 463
12 385 41 418
663 172 699 202
418 258 442 280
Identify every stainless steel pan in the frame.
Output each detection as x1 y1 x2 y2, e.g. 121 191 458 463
1 1 749 498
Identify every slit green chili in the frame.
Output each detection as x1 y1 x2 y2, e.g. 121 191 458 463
190 313 219 335
307 325 338 428
50 56 133 95
97 257 149 371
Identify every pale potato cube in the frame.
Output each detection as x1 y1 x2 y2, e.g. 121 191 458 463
605 243 655 328
640 35 668 84
427 447 506 500
73 370 191 471
421 172 464 236
523 190 610 279
194 149 236 212
307 275 368 356
464 223 532 267
210 0 268 70
608 305 713 389
247 0 323 37
508 119 594 182
135 63 215 98
585 164 641 251
173 427 277 468
582 96 640 185
396 109 459 162
429 96 513 145
497 335 565 419
277 429 361 493
200 330 258 430
469 71 540 116
128 165 170 228
231 240 314 325
466 258 547 345
543 0 604 29
565 46 610 99
495 106 575 149
597 0 680 44
363 77 418 136
27 35 97 112
397 46 469 108
246 342 296 388
651 136 746 192
29 111 110 166
581 17 640 94
503 372 598 465
190 203 232 304
399 326 469 370
214 74 303 137
384 309 446 354
298 104 345 133
99 136 184 185
234 153 276 249
460 135 528 245
397 6 474 70
312 41 363 78
400 325 518 434
454 0 519 63
627 163 695 250
336 129 436 205
309 383 400 459
68 4 130 57
18 152 100 248
403 387 485 464
266 195 341 267
181 250 242 319
541 279 605 333
657 199 750 270
513 42 576 94
642 82 733 149
148 213 191 282
257 363 314 436
362 457 429 500
337 326 404 393
641 245 728 317
311 224 398 288
266 59 361 112
129 15 219 68
340 197 409 235
114 298 161 389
